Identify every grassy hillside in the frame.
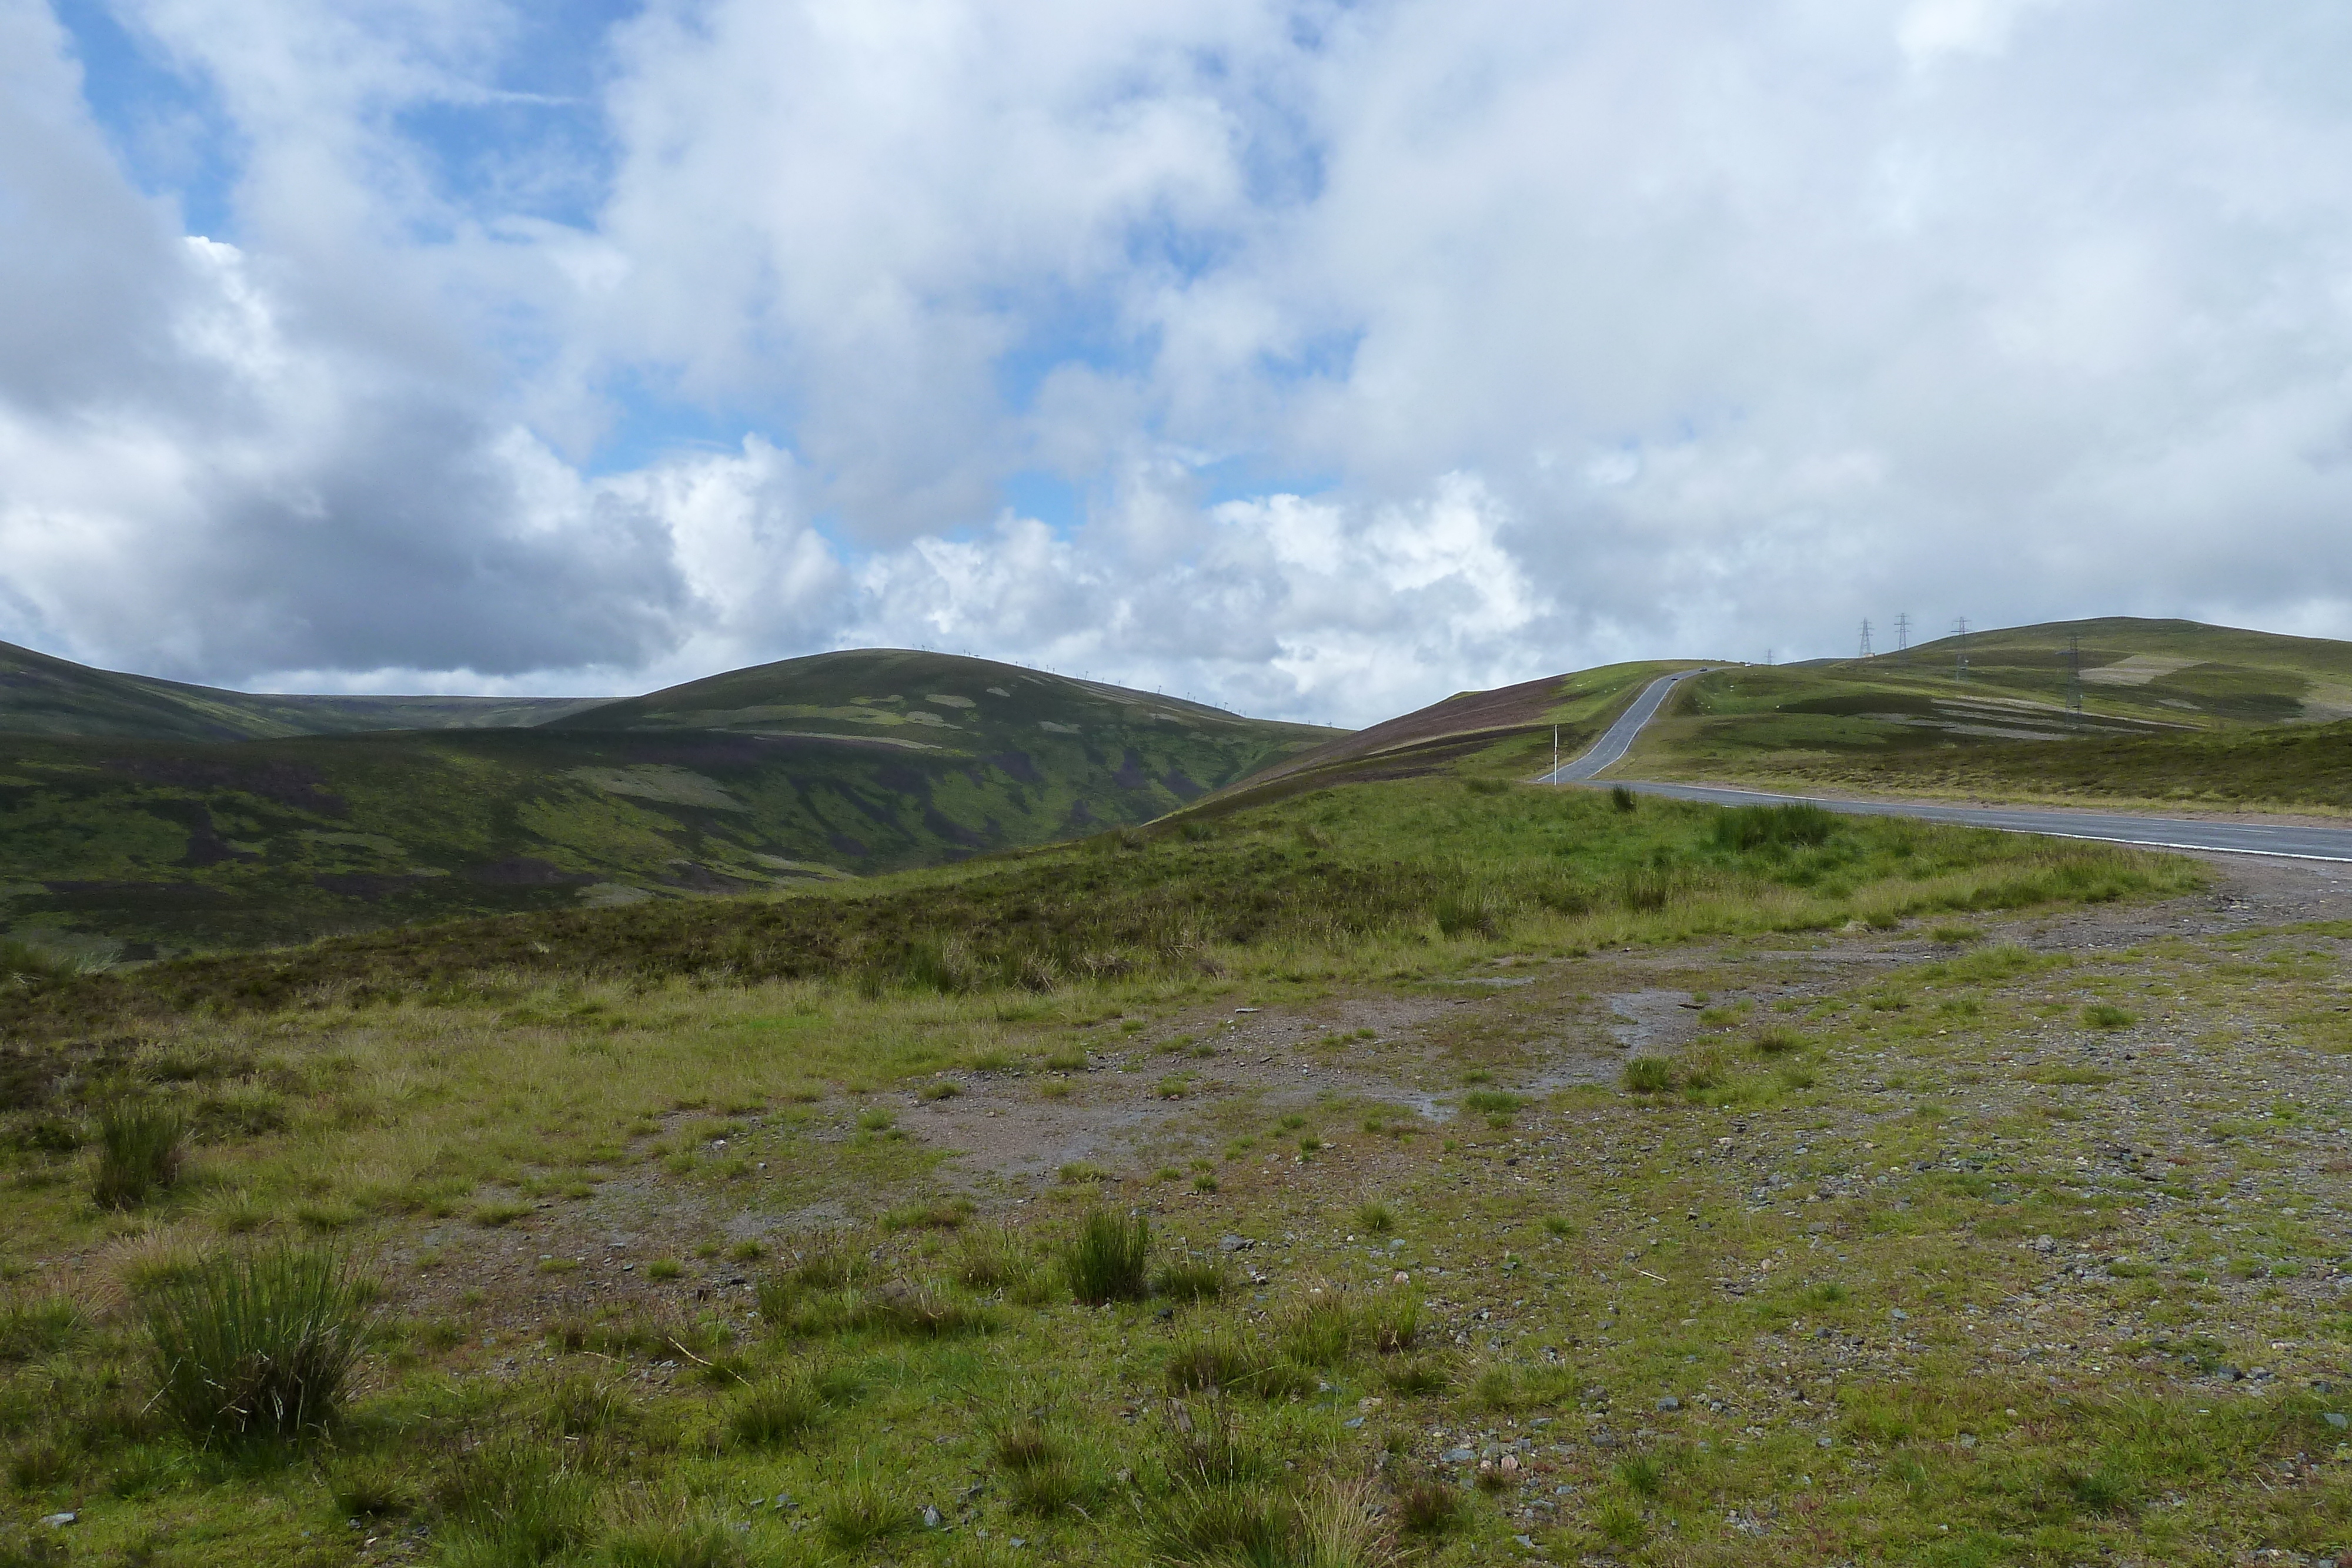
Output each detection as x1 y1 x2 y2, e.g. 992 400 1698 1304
17 771 2334 1565
1194 662 1691 813
1619 618 2352 808
0 637 603 741
0 652 1337 959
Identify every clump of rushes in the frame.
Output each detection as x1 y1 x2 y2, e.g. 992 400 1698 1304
1362 1288 1421 1354
2082 1002 2137 1029
1153 1257 1231 1303
820 1461 914 1550
1395 1472 1464 1535
1356 1200 1395 1233
1281 1292 1355 1367
1165 1335 1255 1396
1751 1025 1806 1056
144 1247 372 1446
430 1441 594 1564
1622 1058 1676 1094
727 1365 845 1449
1064 1208 1150 1305
994 1420 1090 1516
92 1101 186 1209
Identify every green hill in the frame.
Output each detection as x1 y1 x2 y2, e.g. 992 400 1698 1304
1619 616 2352 808
0 636 604 740
0 648 1338 959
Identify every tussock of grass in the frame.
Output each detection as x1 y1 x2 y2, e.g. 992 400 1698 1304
1064 1209 1150 1305
144 1247 371 1446
92 1101 185 1210
430 1441 595 1564
819 1463 914 1549
726 1366 843 1449
0 1293 82 1364
1622 1058 1675 1094
1154 1258 1231 1303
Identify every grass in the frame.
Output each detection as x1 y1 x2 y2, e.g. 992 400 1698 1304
1626 617 2352 813
142 1247 372 1446
0 761 2307 1566
1622 1058 1675 1093
0 649 1335 957
91 1101 185 1209
0 774 2194 1047
1064 1209 1151 1305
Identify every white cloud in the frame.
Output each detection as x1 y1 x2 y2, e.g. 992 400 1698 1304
5 0 2352 725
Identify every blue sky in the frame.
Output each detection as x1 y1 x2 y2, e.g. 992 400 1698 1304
5 0 2352 722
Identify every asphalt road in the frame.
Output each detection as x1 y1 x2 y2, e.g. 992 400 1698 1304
1536 670 2352 862
1542 668 1711 782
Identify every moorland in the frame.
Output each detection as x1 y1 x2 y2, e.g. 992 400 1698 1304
5 620 2352 1566
1620 618 2352 814
0 647 1340 961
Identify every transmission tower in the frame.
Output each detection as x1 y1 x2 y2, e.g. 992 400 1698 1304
1952 616 1969 681
2065 633 2083 723
1858 619 1875 660
1893 611 1912 653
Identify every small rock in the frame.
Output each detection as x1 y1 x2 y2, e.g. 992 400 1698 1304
1890 1309 1909 1322
1816 1436 1833 1449
1442 1446 1475 1463
39 1512 76 1528
2326 1413 2349 1430
1957 1435 1977 1449
1392 1271 1411 1286
923 1506 943 1529
1514 1534 1536 1549
1219 1235 1254 1253
1343 1416 1365 1429
1657 1396 1681 1412
2223 1365 2246 1382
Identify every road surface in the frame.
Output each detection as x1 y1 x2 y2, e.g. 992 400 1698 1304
1537 670 2352 862
1542 668 1711 781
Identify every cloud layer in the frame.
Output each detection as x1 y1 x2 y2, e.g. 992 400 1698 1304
5 0 2351 721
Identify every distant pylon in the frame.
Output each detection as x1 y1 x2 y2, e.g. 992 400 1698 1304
1894 612 1911 653
1952 616 1969 681
1858 619 1875 659
2066 633 2083 722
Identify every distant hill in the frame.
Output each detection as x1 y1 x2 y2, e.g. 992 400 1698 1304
1618 616 2352 807
1188 661 1686 813
0 637 604 740
0 647 1338 959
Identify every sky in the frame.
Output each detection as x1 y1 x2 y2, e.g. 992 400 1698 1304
3 0 2350 726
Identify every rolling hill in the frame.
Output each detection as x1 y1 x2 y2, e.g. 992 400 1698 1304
1618 616 2352 809
1184 661 1692 813
0 647 1338 959
0 636 604 740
